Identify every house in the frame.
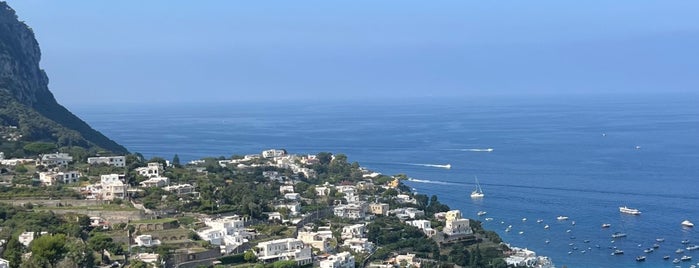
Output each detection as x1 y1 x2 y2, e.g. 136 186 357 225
100 174 127 200
198 216 252 254
40 153 72 167
407 220 436 237
341 224 366 239
255 238 312 266
135 235 161 247
87 156 126 167
315 186 331 196
334 204 366 219
369 203 389 216
135 162 163 178
274 203 301 216
163 184 195 195
39 171 80 186
390 208 425 220
443 210 472 236
0 257 9 268
139 176 169 188
342 238 374 253
279 185 294 194
395 194 417 204
395 253 419 268
297 230 333 253
135 253 159 264
284 193 300 200
320 252 355 268
262 149 286 158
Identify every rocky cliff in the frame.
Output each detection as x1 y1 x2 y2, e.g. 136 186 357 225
0 2 127 154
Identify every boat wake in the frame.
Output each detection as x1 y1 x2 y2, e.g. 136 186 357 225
399 163 452 169
462 148 494 152
406 178 457 185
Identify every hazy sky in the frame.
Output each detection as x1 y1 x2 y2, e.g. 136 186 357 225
6 1 699 105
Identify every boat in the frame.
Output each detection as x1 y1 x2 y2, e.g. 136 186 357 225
656 238 665 242
557 216 569 221
635 256 646 262
663 255 670 260
681 255 692 261
682 220 694 227
619 206 642 215
470 176 484 198
676 249 685 254
536 219 544 223
544 225 550 229
611 249 624 255
522 218 527 222
601 223 611 228
477 211 487 216
571 221 576 225
687 245 699 251
652 243 660 249
673 258 680 264
485 217 493 221
682 240 691 244
611 232 627 238
644 248 654 253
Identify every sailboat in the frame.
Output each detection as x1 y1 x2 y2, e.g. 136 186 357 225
470 176 484 198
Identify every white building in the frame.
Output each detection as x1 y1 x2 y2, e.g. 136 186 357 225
40 153 72 167
135 253 159 264
198 216 251 254
100 174 127 200
297 230 333 253
39 171 80 186
274 203 301 216
135 162 163 178
342 238 374 253
255 238 312 266
341 224 366 239
320 252 355 268
139 176 169 188
279 185 294 194
163 184 195 195
284 193 300 200
315 186 331 196
407 220 436 237
443 210 472 236
262 149 286 158
334 204 366 219
135 235 161 247
0 257 9 268
87 156 126 167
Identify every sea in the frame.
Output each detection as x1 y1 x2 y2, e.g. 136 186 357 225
73 93 699 268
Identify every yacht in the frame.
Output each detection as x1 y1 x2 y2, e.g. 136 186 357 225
470 176 484 198
601 223 611 228
477 211 487 216
682 220 694 227
557 216 569 221
644 248 654 253
682 240 691 244
676 249 685 254
611 232 627 238
663 255 670 260
635 256 646 262
544 225 550 229
680 255 692 261
656 238 665 242
611 249 624 255
687 245 699 251
619 206 642 215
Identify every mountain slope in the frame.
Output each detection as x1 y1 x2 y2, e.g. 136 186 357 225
0 2 127 154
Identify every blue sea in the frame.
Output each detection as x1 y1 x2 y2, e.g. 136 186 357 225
74 93 699 268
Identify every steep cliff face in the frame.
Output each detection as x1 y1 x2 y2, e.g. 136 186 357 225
0 2 128 154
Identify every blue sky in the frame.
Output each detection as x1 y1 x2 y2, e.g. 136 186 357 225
6 1 699 104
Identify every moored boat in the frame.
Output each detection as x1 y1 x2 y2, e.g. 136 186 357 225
687 245 699 251
601 223 611 228
619 206 642 215
682 220 694 227
680 255 692 261
557 216 569 221
611 249 624 255
477 211 487 216
611 232 627 238
635 256 646 262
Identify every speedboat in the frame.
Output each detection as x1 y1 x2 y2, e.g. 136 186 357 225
485 217 493 221
673 258 680 264
611 232 627 238
644 248 654 253
611 249 624 255
557 216 569 221
681 255 692 261
536 219 544 223
656 238 665 242
652 243 660 249
635 256 646 262
619 206 642 215
676 249 685 254
687 245 699 251
544 225 550 229
477 211 487 216
682 220 695 227
601 223 611 228
663 255 670 260
682 240 691 244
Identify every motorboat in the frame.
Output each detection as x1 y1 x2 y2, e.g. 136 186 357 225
611 232 627 238
687 245 699 251
544 225 550 229
682 240 691 244
619 206 642 215
477 211 487 216
676 249 685 254
656 238 665 242
644 248 654 253
682 220 694 227
557 216 569 221
611 249 624 255
635 256 646 262
601 223 611 228
663 255 670 260
680 255 692 261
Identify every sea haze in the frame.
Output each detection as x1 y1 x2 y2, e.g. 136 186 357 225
74 93 699 268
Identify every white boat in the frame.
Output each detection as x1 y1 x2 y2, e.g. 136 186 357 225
544 225 550 229
522 218 527 222
676 248 684 254
611 232 627 238
536 219 544 223
619 206 642 215
680 255 692 261
687 245 699 251
601 223 611 228
656 238 665 242
470 176 484 198
477 211 487 216
557 216 569 221
682 220 694 227
485 217 493 221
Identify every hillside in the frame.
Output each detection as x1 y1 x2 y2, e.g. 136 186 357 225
0 2 127 155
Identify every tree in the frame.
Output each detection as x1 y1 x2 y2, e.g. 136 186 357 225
23 142 57 155
88 233 118 264
172 154 181 167
243 250 257 263
2 237 23 268
29 233 68 267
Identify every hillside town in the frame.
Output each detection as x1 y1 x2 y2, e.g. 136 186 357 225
0 149 545 268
